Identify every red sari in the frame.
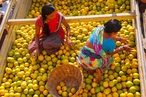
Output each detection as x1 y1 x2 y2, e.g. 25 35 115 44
28 12 65 55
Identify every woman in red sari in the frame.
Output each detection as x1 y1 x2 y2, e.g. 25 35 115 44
29 3 73 56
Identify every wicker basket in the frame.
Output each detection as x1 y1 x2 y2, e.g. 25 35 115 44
47 64 83 97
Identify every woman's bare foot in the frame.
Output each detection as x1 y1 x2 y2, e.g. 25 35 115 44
79 66 83 71
95 68 102 83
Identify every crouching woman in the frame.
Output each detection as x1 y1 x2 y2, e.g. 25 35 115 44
28 3 73 56
76 19 131 83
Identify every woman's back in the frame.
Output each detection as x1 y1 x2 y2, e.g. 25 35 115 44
89 27 116 53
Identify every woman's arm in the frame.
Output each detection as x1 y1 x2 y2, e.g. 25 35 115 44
35 24 40 48
107 45 131 55
61 15 73 46
107 46 124 55
111 36 128 43
62 16 70 38
34 16 42 49
31 24 41 56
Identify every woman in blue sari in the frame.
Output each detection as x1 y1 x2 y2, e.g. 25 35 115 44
77 19 131 82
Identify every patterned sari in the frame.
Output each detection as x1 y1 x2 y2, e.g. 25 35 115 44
76 26 114 73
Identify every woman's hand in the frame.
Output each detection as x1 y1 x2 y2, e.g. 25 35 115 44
123 45 132 52
31 48 40 57
66 38 74 46
108 45 132 55
118 37 129 44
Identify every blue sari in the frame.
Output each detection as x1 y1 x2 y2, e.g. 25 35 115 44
76 26 114 73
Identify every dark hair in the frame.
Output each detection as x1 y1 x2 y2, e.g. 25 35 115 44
41 3 55 36
104 19 122 33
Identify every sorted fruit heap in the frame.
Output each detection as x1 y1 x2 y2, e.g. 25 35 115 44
56 81 77 97
0 19 141 97
28 0 131 18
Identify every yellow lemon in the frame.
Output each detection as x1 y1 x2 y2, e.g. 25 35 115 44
59 82 65 87
111 87 117 92
109 81 115 88
50 54 56 58
103 81 108 88
127 93 134 97
61 59 69 64
39 86 45 92
90 88 95 94
43 90 48 96
33 84 39 90
91 82 98 88
103 88 111 95
112 92 119 97
58 50 63 55
56 85 61 91
97 92 103 97
38 54 44 61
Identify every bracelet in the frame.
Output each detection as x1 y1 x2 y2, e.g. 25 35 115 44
117 36 121 41
121 46 124 50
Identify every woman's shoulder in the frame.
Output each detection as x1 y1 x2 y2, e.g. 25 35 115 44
104 38 115 43
57 12 64 16
98 25 104 28
93 25 104 32
35 15 43 26
57 12 65 19
96 25 104 30
36 15 42 21
103 38 116 50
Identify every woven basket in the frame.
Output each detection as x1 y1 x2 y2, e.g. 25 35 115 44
47 64 83 97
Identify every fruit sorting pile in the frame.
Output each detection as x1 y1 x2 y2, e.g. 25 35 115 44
0 0 142 97
0 19 140 97
28 0 131 18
